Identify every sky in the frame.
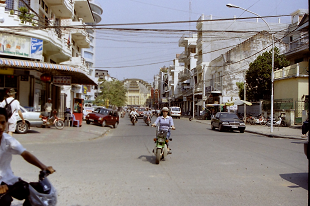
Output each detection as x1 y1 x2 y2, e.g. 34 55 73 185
94 0 308 83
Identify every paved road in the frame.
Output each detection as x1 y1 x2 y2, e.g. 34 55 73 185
11 117 308 206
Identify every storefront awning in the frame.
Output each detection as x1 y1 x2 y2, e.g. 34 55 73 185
0 58 97 85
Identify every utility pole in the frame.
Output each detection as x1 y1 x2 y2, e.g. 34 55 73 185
244 80 246 123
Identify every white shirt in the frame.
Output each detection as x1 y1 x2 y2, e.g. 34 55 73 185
44 102 52 112
0 97 21 124
0 133 26 185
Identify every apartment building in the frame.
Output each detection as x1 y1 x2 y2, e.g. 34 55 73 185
0 0 99 115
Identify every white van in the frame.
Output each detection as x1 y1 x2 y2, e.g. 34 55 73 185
169 107 181 119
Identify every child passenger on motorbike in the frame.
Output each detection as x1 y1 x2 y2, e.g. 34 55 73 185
0 108 55 206
152 107 175 154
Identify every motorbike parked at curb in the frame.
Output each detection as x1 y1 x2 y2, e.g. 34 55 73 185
152 126 172 164
40 110 64 130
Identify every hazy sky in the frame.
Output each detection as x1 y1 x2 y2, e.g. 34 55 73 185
94 0 308 83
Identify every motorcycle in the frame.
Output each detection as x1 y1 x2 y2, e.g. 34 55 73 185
130 114 137 126
152 126 172 164
120 111 125 118
40 110 64 130
5 170 57 206
144 114 151 126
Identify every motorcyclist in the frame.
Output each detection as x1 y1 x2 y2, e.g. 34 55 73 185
143 108 152 122
0 107 55 206
130 108 138 122
152 107 175 154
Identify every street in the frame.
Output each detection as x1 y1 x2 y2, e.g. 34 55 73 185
12 116 308 206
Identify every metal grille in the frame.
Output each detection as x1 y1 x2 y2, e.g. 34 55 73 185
5 0 14 11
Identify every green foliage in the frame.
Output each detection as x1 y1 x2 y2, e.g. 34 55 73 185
93 79 127 107
236 82 244 100
245 47 290 102
18 7 34 24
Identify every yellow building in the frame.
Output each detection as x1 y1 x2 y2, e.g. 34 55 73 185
123 79 152 107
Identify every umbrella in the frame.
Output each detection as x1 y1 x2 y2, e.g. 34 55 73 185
225 99 252 106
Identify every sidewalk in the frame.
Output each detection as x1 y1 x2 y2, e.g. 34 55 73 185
13 123 111 145
183 117 306 140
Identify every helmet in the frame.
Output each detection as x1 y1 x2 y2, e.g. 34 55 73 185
162 107 169 112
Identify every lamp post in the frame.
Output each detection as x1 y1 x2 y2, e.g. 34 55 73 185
226 3 275 132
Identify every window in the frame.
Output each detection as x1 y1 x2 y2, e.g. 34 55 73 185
5 0 14 11
4 75 17 88
84 51 93 59
18 0 30 8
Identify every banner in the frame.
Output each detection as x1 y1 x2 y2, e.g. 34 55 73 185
31 38 43 59
0 34 43 60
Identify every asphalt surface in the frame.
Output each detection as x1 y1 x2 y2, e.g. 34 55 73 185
10 116 307 206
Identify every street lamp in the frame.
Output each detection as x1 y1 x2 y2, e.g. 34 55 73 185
226 3 275 132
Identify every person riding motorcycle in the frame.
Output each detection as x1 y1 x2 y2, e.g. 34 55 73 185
143 108 152 123
0 107 55 206
129 108 138 122
152 107 175 154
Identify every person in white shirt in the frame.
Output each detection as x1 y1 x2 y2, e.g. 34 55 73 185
130 108 138 122
0 107 55 205
143 108 152 122
0 88 25 136
44 98 52 117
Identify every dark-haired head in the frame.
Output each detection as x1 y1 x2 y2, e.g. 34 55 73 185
0 108 8 122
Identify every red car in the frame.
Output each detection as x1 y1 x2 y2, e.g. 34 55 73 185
85 107 119 128
136 107 147 118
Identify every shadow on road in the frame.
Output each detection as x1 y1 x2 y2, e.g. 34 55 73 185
138 155 156 165
279 173 308 190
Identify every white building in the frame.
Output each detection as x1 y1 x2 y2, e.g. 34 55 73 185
0 0 96 115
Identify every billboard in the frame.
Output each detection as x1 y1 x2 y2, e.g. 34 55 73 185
0 33 43 60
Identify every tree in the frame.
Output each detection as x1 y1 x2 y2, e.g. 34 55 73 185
93 79 127 108
245 47 289 102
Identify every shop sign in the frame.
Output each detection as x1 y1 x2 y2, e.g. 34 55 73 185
162 98 168 103
0 67 14 75
0 33 43 60
83 85 87 94
53 76 71 85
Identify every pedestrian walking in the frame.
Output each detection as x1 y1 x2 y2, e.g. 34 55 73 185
0 89 25 136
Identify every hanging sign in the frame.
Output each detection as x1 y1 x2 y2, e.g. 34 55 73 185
53 76 71 85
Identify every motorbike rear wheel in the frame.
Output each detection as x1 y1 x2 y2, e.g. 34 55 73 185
55 120 64 130
155 148 161 164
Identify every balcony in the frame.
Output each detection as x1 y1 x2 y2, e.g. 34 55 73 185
89 0 103 23
44 0 73 18
69 20 91 48
286 33 309 56
74 0 95 23
274 61 308 80
178 70 191 82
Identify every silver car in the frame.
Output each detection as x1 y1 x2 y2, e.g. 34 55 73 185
15 106 43 134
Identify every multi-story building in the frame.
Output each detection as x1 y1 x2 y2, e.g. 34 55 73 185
195 14 288 114
60 0 103 110
274 9 309 124
0 0 97 115
123 79 152 107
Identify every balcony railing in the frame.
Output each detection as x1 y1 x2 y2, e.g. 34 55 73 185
274 61 308 80
288 33 309 52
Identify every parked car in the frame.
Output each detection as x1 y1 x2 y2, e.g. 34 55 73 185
85 107 119 128
15 106 43 134
169 107 181 119
136 107 146 118
211 112 246 133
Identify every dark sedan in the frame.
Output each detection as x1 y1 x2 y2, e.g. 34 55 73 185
85 107 119 128
211 112 246 133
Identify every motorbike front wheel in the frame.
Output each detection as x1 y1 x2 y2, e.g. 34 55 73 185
155 148 161 164
55 120 64 130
